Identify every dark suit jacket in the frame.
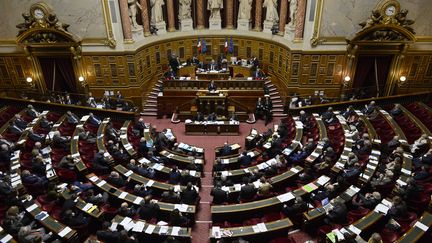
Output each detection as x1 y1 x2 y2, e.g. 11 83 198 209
327 203 348 224
211 187 228 204
208 83 217 91
139 202 160 220
239 155 252 167
240 184 256 200
181 188 199 204
15 118 27 129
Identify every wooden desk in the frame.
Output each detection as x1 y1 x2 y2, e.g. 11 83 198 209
112 215 191 240
86 173 196 217
215 143 241 157
305 114 328 165
196 71 230 80
211 175 329 221
216 148 260 169
120 120 137 157
162 78 265 91
61 190 104 219
354 110 379 143
159 150 204 170
25 202 77 241
134 156 202 179
0 226 16 243
330 115 355 174
399 105 432 136
96 118 114 163
185 121 240 135
397 212 432 243
209 218 293 241
71 115 90 173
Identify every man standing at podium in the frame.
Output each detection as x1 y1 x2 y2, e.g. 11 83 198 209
208 80 217 92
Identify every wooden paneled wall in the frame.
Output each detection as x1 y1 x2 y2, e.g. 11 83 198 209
397 53 432 94
9 37 430 102
0 55 33 91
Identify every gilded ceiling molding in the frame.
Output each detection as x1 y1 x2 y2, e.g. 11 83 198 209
100 0 116 48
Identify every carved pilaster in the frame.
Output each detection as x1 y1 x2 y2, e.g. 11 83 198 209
118 0 133 41
139 0 151 36
254 0 263 31
166 0 176 32
278 0 288 35
294 0 307 39
226 0 234 29
197 0 205 29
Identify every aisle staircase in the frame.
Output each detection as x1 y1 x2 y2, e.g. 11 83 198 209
141 79 163 116
265 79 287 117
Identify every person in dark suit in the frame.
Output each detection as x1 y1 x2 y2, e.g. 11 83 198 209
207 112 217 122
31 156 46 177
253 68 263 78
0 144 11 166
390 104 403 117
133 185 153 198
161 187 181 203
414 165 429 181
39 115 53 129
239 181 256 201
388 196 407 218
8 121 23 136
180 182 200 205
66 111 79 125
325 200 348 224
92 150 110 173
212 158 225 173
28 128 45 142
209 59 217 71
192 56 199 65
208 81 217 92
138 196 160 220
387 136 401 152
26 105 40 118
251 56 259 69
106 123 120 142
118 202 135 217
88 112 101 126
169 209 189 226
352 191 381 209
211 182 228 204
97 221 120 242
255 97 264 119
14 114 28 129
106 171 127 188
21 170 48 188
169 55 180 76
194 112 205 122
169 166 182 185
282 197 307 215
62 209 89 227
263 97 273 125
238 151 252 167
52 131 70 150
219 143 232 156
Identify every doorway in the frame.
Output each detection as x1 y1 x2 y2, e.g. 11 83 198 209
38 57 78 94
352 55 394 98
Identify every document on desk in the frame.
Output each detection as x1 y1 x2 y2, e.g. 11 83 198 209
212 226 221 238
120 217 132 227
317 176 330 186
171 226 181 236
124 170 133 177
414 221 429 232
133 197 143 205
82 203 94 212
257 223 268 232
58 226 72 237
96 180 106 187
26 204 38 212
119 192 128 199
174 204 189 212
252 225 260 233
132 221 145 232
159 226 169 234
374 204 389 214
0 234 12 243
145 224 156 234
348 225 361 235
276 192 294 203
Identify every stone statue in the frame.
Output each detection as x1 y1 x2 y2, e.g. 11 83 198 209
263 0 278 24
128 0 142 29
288 0 298 28
207 0 223 19
238 0 252 20
179 0 192 20
150 0 165 24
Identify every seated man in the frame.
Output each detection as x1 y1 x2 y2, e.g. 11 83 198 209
325 199 348 224
88 113 101 126
66 111 79 125
208 80 217 92
239 181 257 201
207 112 217 122
161 187 181 203
8 121 23 136
352 191 381 209
180 182 200 205
211 182 228 204
106 171 127 188
39 115 53 129
138 196 160 220
21 170 48 188
238 151 252 167
87 92 97 108
219 143 232 156
52 131 70 150
390 104 403 117
28 128 45 142
92 150 110 173
169 166 182 185
282 197 307 215
26 105 40 118
14 114 28 129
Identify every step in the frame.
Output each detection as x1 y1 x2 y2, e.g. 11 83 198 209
268 87 277 92
270 96 281 100
273 113 288 117
146 99 157 104
150 91 158 96
271 108 285 113
152 87 160 92
157 80 164 84
140 112 157 116
144 103 157 108
143 107 158 112
265 80 272 85
148 95 157 100
273 104 284 108
270 91 279 96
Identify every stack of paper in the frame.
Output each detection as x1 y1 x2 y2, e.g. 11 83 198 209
276 192 295 203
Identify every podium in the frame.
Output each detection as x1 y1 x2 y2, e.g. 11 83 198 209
195 91 227 115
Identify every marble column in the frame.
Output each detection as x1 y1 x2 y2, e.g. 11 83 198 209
197 0 205 29
166 0 176 31
254 0 263 31
294 0 307 39
278 0 288 35
118 0 133 41
139 0 151 36
226 0 234 29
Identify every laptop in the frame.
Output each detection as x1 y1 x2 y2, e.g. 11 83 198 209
321 198 332 211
